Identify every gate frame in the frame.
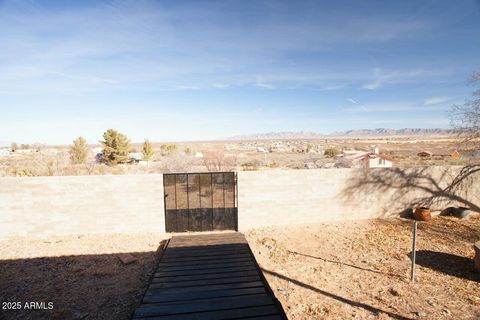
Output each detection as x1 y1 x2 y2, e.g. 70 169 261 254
163 172 238 232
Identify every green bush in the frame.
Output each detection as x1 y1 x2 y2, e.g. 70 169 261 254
324 148 341 157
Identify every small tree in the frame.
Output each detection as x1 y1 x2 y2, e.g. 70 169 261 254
100 129 131 165
324 148 341 157
10 142 18 152
69 136 89 165
142 139 154 160
161 143 178 155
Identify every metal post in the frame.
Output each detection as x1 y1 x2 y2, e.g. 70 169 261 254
411 221 418 282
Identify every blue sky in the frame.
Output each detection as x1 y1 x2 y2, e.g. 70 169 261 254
1 0 479 144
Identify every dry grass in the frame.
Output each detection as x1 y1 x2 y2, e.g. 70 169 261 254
0 233 168 320
246 217 480 320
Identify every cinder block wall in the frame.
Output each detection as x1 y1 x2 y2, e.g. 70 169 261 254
0 174 165 238
237 169 375 230
1 167 478 238
237 167 480 230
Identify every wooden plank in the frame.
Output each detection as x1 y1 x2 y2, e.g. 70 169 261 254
158 256 252 267
146 281 265 295
142 286 266 303
149 275 261 289
133 305 280 320
155 265 258 277
133 294 274 317
163 244 248 253
155 260 255 272
165 249 250 259
160 251 251 263
152 270 259 283
133 233 287 320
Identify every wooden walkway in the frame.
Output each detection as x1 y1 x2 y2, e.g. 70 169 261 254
132 232 287 320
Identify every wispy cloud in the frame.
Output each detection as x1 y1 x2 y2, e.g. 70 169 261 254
424 96 449 105
344 102 415 113
347 98 358 104
362 68 429 90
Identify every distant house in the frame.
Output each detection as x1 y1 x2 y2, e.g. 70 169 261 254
417 151 433 158
14 149 36 154
304 162 316 169
194 152 204 158
362 153 393 168
451 150 461 158
128 152 144 163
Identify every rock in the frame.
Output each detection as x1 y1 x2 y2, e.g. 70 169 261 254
415 311 427 317
474 241 480 273
388 288 400 297
117 253 137 265
277 287 287 293
442 308 451 316
455 207 471 219
425 298 435 306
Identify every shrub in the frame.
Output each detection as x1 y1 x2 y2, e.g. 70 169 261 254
161 144 177 155
69 136 89 165
142 139 154 160
324 148 341 157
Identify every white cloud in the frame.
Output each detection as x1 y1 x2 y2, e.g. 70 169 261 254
362 68 433 90
424 96 449 105
347 98 357 104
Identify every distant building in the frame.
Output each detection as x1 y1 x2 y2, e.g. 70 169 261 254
0 149 10 157
14 149 36 154
128 152 144 163
362 154 393 168
194 152 204 158
417 151 433 158
451 150 461 158
304 162 316 169
361 147 393 168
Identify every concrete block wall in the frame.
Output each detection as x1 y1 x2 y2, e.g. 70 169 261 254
237 169 377 230
237 167 480 230
1 167 478 238
0 174 165 238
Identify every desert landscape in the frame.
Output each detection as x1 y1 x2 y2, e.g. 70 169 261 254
0 130 474 177
2 1 480 319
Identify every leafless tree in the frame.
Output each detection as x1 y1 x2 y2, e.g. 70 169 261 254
203 151 237 172
450 71 480 150
342 166 480 215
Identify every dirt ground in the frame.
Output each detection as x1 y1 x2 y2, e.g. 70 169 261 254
246 217 480 320
0 233 168 320
1 218 478 320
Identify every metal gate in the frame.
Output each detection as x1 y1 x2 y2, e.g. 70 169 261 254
163 172 238 232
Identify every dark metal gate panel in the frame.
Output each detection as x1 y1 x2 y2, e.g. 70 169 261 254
164 172 238 233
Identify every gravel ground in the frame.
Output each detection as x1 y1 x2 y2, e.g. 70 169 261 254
246 217 480 320
0 233 168 320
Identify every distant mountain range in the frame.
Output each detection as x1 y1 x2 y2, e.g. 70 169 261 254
228 128 454 140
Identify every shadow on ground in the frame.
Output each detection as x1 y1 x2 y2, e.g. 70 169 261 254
287 250 403 279
0 247 163 320
414 250 480 282
262 268 413 320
